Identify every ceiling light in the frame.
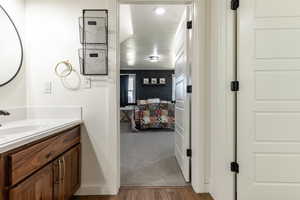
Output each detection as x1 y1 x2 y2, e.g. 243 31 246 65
127 60 135 66
146 55 160 62
154 7 165 16
126 51 136 66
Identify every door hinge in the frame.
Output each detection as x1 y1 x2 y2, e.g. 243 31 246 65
231 162 239 173
231 81 239 92
187 20 192 29
231 0 239 10
187 85 192 93
186 149 192 157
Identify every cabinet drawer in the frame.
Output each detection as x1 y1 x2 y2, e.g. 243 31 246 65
8 126 80 186
9 164 53 200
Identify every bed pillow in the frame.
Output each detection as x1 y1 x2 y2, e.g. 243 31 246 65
137 100 147 105
147 98 160 104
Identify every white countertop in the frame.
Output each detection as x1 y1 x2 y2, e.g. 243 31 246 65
0 119 82 153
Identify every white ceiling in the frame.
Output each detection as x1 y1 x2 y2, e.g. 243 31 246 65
120 4 186 70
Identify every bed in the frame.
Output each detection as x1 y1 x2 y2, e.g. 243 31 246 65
132 99 175 130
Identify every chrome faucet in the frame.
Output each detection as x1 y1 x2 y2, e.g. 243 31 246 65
0 110 10 127
0 110 10 116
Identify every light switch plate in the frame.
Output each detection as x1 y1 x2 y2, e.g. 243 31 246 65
44 81 52 94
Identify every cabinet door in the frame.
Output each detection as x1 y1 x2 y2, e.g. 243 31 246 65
54 145 81 200
53 158 64 200
63 144 81 200
9 164 53 200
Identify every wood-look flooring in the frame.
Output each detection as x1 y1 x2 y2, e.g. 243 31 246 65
73 186 213 200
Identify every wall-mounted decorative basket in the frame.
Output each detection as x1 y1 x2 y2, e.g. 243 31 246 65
79 16 107 44
79 9 108 76
78 48 108 75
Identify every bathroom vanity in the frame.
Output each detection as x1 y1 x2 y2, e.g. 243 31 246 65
0 122 81 200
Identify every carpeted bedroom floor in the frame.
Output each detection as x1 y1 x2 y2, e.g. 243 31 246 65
120 122 187 186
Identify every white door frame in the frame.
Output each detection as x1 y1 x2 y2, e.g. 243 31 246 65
114 0 208 193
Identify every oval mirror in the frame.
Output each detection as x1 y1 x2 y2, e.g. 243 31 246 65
0 5 23 87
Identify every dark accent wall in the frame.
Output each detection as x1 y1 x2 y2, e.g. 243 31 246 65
121 70 174 102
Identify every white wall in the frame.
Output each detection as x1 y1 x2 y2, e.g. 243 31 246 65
190 0 211 193
25 0 119 195
0 0 26 107
203 0 211 190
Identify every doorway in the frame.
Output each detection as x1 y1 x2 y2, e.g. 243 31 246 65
119 3 192 187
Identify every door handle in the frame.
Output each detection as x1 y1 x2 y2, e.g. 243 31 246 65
59 159 63 182
61 157 66 182
54 161 60 184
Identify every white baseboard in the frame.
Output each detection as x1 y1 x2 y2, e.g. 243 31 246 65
204 177 212 193
75 184 118 196
204 183 211 193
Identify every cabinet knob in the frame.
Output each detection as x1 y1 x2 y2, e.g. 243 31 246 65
45 152 53 159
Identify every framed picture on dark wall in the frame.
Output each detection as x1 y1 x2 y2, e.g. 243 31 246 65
143 78 150 85
159 78 166 85
151 78 157 84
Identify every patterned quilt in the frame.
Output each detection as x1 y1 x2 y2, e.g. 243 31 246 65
134 102 175 130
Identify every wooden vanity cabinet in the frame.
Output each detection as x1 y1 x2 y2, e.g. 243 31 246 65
0 126 81 200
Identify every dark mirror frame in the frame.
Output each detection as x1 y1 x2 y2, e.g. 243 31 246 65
0 4 24 87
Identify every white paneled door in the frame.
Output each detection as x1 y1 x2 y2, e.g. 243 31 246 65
238 0 300 199
174 7 191 182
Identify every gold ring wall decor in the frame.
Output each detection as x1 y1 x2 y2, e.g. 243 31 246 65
55 61 73 78
54 60 81 91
